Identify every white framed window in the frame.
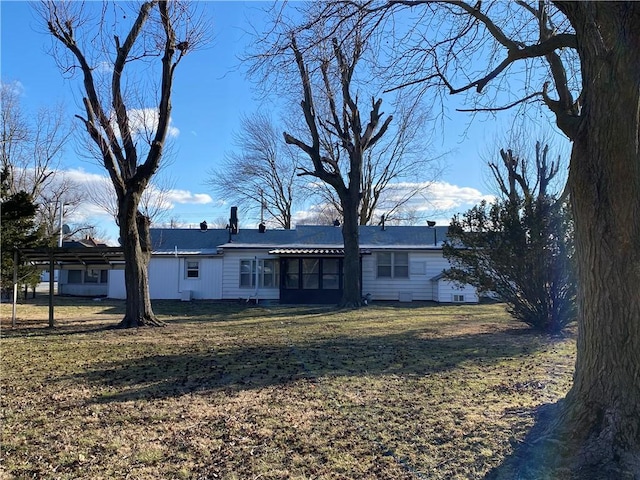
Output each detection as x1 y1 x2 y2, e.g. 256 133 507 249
260 259 278 288
185 260 200 279
377 252 409 279
240 260 255 287
453 294 465 302
240 259 279 288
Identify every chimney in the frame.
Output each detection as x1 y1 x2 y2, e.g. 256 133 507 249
229 206 238 235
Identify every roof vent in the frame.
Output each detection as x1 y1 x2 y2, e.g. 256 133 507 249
200 221 208 232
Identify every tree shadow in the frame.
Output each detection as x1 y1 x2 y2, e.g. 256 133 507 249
483 401 569 480
55 327 545 404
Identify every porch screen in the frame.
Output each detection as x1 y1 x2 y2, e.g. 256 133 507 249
283 258 300 289
302 259 320 289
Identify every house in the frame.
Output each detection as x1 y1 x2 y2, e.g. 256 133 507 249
57 237 113 297
108 224 478 304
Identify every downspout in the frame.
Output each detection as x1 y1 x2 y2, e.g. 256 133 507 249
175 246 181 296
254 255 259 304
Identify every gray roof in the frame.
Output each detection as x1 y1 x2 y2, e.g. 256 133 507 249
151 224 449 253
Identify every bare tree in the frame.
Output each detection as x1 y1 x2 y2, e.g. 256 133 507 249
41 1 207 328
312 97 442 225
207 112 301 229
87 172 177 229
281 28 392 307
309 0 640 475
0 81 80 243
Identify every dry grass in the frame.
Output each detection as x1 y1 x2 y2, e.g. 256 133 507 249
0 297 575 479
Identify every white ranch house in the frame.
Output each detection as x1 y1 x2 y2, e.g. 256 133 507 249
106 224 478 304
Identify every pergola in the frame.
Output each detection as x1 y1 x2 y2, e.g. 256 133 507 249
11 246 125 327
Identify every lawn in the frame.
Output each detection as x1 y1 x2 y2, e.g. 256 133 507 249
0 298 575 479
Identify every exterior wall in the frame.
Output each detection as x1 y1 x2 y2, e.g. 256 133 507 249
107 247 478 303
108 270 126 299
221 249 280 302
148 256 223 300
433 279 479 303
362 250 451 301
107 256 223 300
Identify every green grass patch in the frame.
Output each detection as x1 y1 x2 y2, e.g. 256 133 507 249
1 298 575 479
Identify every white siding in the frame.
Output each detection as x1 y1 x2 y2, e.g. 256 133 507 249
363 250 450 301
432 279 479 303
222 250 280 302
108 270 126 299
107 256 223 300
148 256 223 299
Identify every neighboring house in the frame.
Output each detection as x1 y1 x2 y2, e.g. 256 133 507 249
57 237 112 297
108 224 478 304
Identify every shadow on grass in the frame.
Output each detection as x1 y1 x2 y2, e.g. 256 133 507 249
58 327 541 404
2 301 367 337
483 401 567 480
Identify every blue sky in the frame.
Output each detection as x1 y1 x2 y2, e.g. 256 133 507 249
1 1 523 244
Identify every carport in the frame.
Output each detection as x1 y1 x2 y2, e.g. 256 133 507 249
11 247 125 327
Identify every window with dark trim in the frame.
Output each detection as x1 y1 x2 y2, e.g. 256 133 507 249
282 258 343 290
322 258 340 290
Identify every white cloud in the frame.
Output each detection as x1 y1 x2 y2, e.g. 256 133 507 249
291 181 495 226
64 168 109 186
421 181 495 211
127 108 180 138
95 61 113 74
164 190 213 205
2 80 25 96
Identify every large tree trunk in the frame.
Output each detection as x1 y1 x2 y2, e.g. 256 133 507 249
555 2 640 475
340 190 362 307
118 193 163 328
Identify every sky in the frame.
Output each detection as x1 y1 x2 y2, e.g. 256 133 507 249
0 1 527 245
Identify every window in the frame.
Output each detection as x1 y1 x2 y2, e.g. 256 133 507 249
186 260 200 279
377 252 392 278
453 294 465 302
68 269 108 284
84 269 100 283
260 259 278 288
377 252 409 278
240 259 279 288
394 252 409 278
240 260 255 287
68 270 82 284
322 258 340 289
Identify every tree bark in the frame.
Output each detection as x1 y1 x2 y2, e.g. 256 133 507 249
117 192 163 328
553 2 640 475
340 189 362 307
